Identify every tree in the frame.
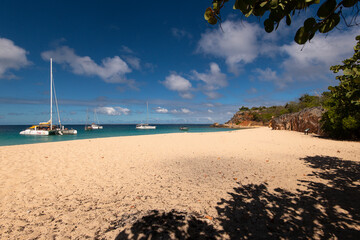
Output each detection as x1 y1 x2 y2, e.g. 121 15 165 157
204 0 359 44
321 35 360 139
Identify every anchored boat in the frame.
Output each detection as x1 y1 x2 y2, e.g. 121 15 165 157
20 58 77 135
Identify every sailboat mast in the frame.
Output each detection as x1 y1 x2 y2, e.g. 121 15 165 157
50 58 53 129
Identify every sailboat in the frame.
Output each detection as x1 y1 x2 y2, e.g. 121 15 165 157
85 109 103 130
136 102 156 129
20 58 77 135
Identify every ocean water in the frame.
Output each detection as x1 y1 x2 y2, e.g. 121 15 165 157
0 124 239 147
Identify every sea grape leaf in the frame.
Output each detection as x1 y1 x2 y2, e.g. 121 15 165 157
317 0 337 19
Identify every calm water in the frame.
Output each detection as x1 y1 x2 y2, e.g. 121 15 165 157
0 124 239 146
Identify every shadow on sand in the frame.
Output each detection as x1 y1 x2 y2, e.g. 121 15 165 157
115 156 360 239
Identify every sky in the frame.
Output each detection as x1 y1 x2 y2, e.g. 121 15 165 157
0 0 358 125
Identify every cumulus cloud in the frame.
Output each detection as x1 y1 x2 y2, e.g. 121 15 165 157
96 106 130 116
41 46 134 86
155 107 168 113
162 73 193 99
280 30 357 82
192 62 227 99
170 108 192 114
0 38 31 79
197 21 263 74
252 29 358 89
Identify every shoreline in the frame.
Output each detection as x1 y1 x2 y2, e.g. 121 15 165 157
1 128 359 239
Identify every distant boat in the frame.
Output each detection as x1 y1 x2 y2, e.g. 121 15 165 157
85 109 103 130
136 102 156 130
20 58 77 135
179 126 189 131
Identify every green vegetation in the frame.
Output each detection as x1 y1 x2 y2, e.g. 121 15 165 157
236 36 360 140
321 35 360 139
204 0 359 45
237 93 328 124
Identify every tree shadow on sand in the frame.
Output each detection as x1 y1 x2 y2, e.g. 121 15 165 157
115 156 360 239
114 210 220 239
216 155 360 239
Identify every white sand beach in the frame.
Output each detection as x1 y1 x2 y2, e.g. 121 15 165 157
0 127 359 239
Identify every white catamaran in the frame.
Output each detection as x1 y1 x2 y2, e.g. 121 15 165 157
20 58 77 135
136 102 156 129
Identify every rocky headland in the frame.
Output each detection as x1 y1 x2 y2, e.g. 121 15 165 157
270 107 325 134
215 106 325 135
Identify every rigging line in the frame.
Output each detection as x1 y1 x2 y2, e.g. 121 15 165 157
52 76 62 128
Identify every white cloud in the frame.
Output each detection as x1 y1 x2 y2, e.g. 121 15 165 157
0 38 31 79
124 56 141 70
41 46 134 85
197 21 262 74
162 73 193 99
96 106 130 116
181 108 191 114
280 30 357 83
252 29 358 89
247 87 258 94
192 62 227 99
121 45 134 54
155 107 168 113
170 108 192 114
171 28 192 39
253 67 291 89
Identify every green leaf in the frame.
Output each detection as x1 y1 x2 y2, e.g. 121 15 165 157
270 0 279 9
204 7 213 21
317 0 337 19
259 1 268 7
286 14 291 26
304 17 317 31
208 16 218 25
342 0 357 8
343 68 355 75
264 19 274 33
319 13 340 33
294 27 308 44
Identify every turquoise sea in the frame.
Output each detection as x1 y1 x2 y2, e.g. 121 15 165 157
0 124 238 147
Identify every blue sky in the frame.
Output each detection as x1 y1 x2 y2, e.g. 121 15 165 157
0 0 358 124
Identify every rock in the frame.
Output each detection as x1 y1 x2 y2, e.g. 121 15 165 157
225 110 267 127
270 107 325 135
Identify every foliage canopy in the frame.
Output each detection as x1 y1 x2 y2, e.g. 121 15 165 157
321 35 360 139
204 0 359 44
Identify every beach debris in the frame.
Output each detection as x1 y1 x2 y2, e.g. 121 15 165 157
205 215 213 221
266 159 269 162
233 178 237 181
130 205 135 209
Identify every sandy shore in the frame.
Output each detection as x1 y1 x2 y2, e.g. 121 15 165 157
0 127 359 239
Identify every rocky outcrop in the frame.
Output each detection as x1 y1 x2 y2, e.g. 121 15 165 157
225 110 266 127
270 107 325 134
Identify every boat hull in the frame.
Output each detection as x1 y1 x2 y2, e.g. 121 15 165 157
19 129 55 135
136 125 156 129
